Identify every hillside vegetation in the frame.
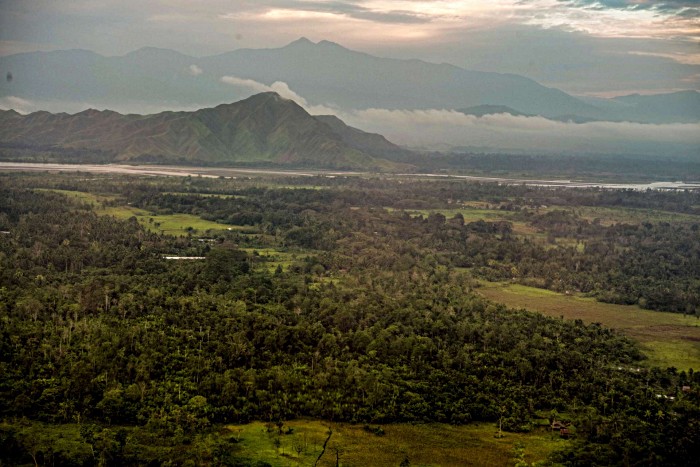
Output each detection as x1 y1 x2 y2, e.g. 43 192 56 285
0 173 698 466
0 93 407 171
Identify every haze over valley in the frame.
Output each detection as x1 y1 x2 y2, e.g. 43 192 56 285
1 37 698 159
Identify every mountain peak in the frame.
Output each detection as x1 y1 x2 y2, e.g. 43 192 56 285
0 92 406 171
317 40 345 49
241 91 292 104
283 37 348 52
286 37 315 47
122 46 191 61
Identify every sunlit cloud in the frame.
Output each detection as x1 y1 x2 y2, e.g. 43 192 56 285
219 1 699 42
1 0 697 95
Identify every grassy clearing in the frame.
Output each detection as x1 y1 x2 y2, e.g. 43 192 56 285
162 191 244 199
2 420 567 466
478 282 700 370
38 188 238 236
99 205 236 235
36 188 112 205
241 248 314 273
391 207 517 223
270 185 329 190
572 205 700 226
224 420 567 467
242 247 295 271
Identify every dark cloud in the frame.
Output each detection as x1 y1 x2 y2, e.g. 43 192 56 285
561 0 700 15
677 7 700 17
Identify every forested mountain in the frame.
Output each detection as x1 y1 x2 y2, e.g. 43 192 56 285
0 93 407 170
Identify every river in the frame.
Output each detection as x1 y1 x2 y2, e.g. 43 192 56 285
1 162 698 191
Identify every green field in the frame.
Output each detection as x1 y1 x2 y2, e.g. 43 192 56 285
1 420 567 467
389 207 517 222
104 206 236 235
396 203 700 229
241 247 313 272
162 191 245 198
38 189 241 236
478 282 700 370
573 205 700 226
223 420 567 467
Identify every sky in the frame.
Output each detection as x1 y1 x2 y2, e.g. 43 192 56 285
0 0 699 96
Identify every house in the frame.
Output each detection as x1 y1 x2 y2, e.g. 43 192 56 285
551 420 572 437
551 421 566 431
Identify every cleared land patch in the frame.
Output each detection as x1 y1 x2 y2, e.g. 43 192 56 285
223 420 568 467
478 282 700 370
38 189 239 236
573 205 700 226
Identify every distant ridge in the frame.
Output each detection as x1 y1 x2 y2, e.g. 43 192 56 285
1 38 696 125
0 38 614 120
458 105 533 118
0 92 410 171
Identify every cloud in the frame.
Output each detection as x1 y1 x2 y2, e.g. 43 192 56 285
561 0 700 13
200 77 700 156
219 75 338 114
220 76 272 94
213 78 700 156
0 96 35 114
2 1 698 96
339 107 700 156
263 1 432 24
188 64 203 76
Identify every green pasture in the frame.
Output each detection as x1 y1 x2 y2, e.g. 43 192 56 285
162 191 244 198
222 420 567 467
37 188 237 236
478 281 700 370
572 205 700 226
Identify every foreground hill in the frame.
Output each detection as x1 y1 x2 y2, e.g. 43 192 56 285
0 92 407 170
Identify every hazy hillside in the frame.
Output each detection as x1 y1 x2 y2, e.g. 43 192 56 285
0 92 407 170
314 114 413 161
0 38 617 119
611 90 700 123
457 105 533 118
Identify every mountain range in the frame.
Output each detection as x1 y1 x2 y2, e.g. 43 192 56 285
0 92 409 170
1 38 697 124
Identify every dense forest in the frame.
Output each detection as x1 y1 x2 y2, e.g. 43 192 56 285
1 173 699 466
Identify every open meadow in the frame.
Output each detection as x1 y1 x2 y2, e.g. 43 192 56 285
221 420 567 467
478 282 700 370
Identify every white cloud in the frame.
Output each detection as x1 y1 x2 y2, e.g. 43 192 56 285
220 76 274 94
219 75 337 114
188 64 203 76
216 77 700 156
339 108 700 155
0 96 35 114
